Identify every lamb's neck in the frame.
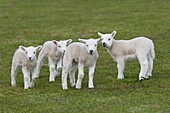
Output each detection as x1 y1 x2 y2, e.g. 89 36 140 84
108 39 116 50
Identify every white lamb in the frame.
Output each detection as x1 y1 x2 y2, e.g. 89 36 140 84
98 31 155 81
35 39 72 82
62 38 102 90
11 45 42 89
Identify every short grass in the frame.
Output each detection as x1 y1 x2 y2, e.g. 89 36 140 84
0 0 170 113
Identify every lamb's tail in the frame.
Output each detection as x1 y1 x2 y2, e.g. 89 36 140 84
150 41 155 60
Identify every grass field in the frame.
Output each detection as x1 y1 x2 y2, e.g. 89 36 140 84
0 0 170 112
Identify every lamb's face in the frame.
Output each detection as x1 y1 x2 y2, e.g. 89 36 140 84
78 38 102 55
20 46 42 60
98 31 117 48
54 39 72 54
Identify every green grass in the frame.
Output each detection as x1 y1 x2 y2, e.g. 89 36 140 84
0 0 170 112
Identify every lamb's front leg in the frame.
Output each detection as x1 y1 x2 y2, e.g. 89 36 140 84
117 58 125 79
22 67 31 89
62 67 69 90
11 64 19 87
76 63 84 89
88 64 96 89
48 57 57 82
56 58 62 77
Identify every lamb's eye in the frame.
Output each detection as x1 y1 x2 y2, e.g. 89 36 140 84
86 45 88 47
26 52 27 54
108 38 111 41
58 46 61 48
95 44 97 47
33 52 35 54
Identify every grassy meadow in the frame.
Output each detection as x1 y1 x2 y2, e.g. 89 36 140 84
0 0 170 112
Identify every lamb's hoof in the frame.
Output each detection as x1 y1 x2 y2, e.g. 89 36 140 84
88 87 94 90
88 85 94 89
49 79 55 82
117 77 124 80
71 84 76 87
62 87 68 90
148 75 152 78
75 86 81 90
139 77 144 82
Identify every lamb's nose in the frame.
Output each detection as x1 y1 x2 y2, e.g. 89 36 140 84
29 57 32 60
90 50 93 54
63 50 65 53
103 42 107 47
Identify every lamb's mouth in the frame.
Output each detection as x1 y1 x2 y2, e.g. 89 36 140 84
90 52 93 55
103 45 109 48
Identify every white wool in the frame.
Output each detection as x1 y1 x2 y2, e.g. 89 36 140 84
35 39 72 82
98 31 155 81
62 38 102 90
64 43 98 66
11 45 42 89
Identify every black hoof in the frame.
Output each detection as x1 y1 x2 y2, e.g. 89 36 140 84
139 78 144 82
148 75 152 78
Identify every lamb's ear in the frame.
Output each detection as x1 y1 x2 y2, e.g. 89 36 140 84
96 38 103 43
35 45 42 51
98 32 103 37
111 31 117 37
67 39 72 45
19 46 26 51
78 38 86 44
53 40 58 45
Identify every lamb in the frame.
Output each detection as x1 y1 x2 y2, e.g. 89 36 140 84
11 45 42 89
34 39 72 82
98 31 155 81
62 38 102 90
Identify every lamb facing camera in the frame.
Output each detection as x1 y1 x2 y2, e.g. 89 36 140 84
62 38 102 90
11 45 42 89
98 31 155 81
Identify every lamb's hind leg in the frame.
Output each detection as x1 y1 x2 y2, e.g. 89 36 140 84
146 54 153 79
48 57 57 82
69 63 77 87
31 53 46 87
56 58 62 77
117 58 125 80
34 52 46 78
137 54 148 81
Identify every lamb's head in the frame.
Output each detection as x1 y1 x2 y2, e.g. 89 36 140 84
78 38 102 55
98 31 117 48
19 45 42 60
53 39 72 54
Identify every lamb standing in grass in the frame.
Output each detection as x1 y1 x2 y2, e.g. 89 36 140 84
11 45 42 89
35 39 72 82
62 38 102 90
98 31 155 81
